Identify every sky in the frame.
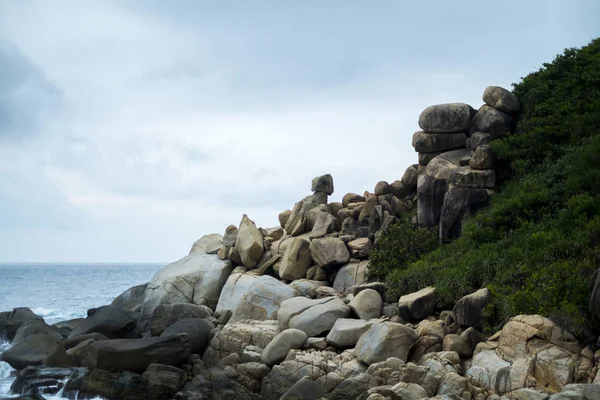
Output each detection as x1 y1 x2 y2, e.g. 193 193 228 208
0 1 598 263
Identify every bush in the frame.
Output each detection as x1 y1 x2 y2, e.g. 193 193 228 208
372 38 600 341
368 219 438 300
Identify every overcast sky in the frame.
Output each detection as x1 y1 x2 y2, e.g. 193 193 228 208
0 1 598 262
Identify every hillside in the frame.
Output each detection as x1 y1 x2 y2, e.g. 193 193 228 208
370 38 600 341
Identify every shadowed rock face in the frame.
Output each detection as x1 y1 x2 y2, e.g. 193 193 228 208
76 334 192 372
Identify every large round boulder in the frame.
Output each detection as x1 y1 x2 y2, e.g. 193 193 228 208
354 322 417 365
418 103 473 133
138 248 233 320
216 273 300 323
482 86 520 114
160 318 213 355
261 328 308 367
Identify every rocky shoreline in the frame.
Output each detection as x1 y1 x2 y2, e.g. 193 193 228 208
2 86 600 400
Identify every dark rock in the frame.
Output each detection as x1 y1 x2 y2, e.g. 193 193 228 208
311 174 334 195
417 175 448 227
374 181 390 196
150 303 213 336
412 131 466 153
453 288 491 329
0 333 62 369
76 334 191 372
0 308 44 341
418 103 473 133
160 318 212 355
64 368 148 400
280 376 325 400
52 319 84 338
340 217 370 238
13 322 62 344
402 165 419 191
469 104 515 138
10 366 84 398
142 363 187 399
440 186 492 239
68 305 136 339
44 332 110 368
466 132 492 149
482 86 520 114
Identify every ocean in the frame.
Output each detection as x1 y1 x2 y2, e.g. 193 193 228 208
0 263 164 399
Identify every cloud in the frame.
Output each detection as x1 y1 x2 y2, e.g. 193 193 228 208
0 42 62 141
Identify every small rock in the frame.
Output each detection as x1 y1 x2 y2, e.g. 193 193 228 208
398 287 436 321
261 328 308 367
349 289 382 320
469 145 493 170
374 181 390 195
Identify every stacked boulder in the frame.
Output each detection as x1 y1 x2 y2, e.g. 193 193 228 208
413 86 519 239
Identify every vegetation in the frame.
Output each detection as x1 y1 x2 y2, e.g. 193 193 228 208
371 38 600 341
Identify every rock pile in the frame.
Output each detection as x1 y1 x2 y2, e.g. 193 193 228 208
412 86 519 239
5 86 600 400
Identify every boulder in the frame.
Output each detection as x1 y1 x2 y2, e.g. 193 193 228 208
279 210 292 228
355 322 418 365
160 318 213 355
149 303 212 336
389 180 410 199
0 333 62 369
261 328 308 367
348 237 373 259
68 305 136 339
418 151 443 165
309 212 340 239
13 322 61 344
64 368 148 400
139 250 233 320
349 289 382 320
374 181 390 195
351 282 386 298
280 376 326 400
111 283 148 313
203 320 280 367
413 131 467 153
418 103 473 133
76 334 191 372
188 233 224 255
469 144 493 170
0 308 44 341
235 214 265 268
326 318 382 348
311 174 334 195
466 132 492 149
482 86 520 114
453 288 490 329
216 273 299 323
402 165 419 191
469 104 515 138
278 297 332 330
333 261 369 293
398 287 436 321
309 237 350 267
143 363 187 399
279 237 313 280
288 297 351 337
342 193 365 207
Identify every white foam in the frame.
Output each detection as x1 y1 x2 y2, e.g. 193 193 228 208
0 340 16 398
31 306 57 318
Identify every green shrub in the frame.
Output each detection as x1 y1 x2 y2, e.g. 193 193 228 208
372 38 600 341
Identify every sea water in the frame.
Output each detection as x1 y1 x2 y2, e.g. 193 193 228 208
0 263 163 399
